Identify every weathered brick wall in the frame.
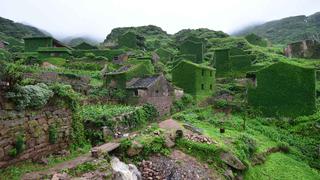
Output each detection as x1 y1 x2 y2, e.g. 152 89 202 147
0 106 72 168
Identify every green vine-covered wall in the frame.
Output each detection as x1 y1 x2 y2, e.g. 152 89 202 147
179 40 203 63
24 37 53 52
248 61 316 117
172 60 215 98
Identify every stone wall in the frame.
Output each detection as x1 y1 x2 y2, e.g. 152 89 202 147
0 106 72 168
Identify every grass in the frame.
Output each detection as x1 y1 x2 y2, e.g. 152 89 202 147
245 153 320 180
172 106 320 178
0 145 91 180
43 57 67 66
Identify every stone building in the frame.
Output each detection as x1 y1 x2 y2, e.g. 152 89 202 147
172 60 215 99
247 61 316 117
284 39 320 59
179 40 204 63
126 74 175 115
24 36 73 58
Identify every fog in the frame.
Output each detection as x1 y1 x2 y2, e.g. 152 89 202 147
1 0 319 41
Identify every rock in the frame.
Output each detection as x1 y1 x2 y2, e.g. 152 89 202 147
175 130 183 140
37 157 49 165
51 173 69 180
183 123 203 135
54 150 70 157
111 157 142 180
102 126 113 137
127 141 143 157
42 62 57 69
224 168 234 180
220 152 246 170
165 137 175 148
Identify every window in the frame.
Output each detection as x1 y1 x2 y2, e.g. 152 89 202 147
155 90 159 94
210 84 212 90
210 71 212 77
134 90 138 96
202 69 205 76
201 84 204 90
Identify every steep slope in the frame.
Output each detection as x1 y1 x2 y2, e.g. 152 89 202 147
0 16 46 40
237 12 320 45
61 36 100 47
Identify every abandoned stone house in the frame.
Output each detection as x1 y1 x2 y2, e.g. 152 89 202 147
0 40 9 49
24 36 73 58
214 48 254 77
247 61 316 117
172 60 215 99
284 39 320 59
179 40 204 63
126 74 175 115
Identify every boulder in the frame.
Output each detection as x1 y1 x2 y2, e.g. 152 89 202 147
111 157 142 180
164 137 175 148
220 152 246 170
183 123 203 135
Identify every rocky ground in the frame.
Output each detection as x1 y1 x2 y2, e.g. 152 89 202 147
138 150 222 180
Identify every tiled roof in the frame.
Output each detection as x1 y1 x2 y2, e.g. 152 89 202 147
126 75 160 89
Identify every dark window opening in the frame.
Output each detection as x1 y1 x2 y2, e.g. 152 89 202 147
202 69 205 76
134 90 138 96
210 71 212 76
210 84 212 90
201 84 204 90
155 90 159 94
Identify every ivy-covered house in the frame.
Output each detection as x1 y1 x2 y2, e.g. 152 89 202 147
126 74 175 115
155 48 174 62
247 61 316 117
172 60 215 98
214 48 253 77
24 37 73 58
118 31 146 49
73 42 97 50
105 60 155 89
179 40 204 63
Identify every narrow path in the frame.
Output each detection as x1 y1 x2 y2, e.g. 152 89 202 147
22 142 120 180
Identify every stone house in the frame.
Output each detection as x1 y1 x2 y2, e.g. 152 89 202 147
172 60 215 99
214 48 254 77
24 36 73 58
179 40 204 63
284 39 320 59
126 74 175 115
247 61 316 117
105 60 155 89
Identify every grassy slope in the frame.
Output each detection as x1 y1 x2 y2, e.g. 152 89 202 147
245 153 320 180
172 107 320 179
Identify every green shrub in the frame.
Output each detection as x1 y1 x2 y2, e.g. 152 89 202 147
84 52 95 59
8 148 17 158
6 83 54 110
171 94 195 113
0 62 23 89
15 134 25 154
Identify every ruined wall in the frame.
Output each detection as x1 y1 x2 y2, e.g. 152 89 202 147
0 106 72 168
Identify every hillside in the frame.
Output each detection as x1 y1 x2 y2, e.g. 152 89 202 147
237 12 320 45
61 36 100 47
0 16 46 40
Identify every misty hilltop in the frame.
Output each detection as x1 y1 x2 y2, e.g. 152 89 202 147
237 12 320 45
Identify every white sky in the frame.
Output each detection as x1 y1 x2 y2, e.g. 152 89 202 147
1 0 319 41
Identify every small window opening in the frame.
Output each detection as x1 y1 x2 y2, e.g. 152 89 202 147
202 69 205 76
210 84 213 90
210 71 212 77
201 84 204 90
134 90 138 96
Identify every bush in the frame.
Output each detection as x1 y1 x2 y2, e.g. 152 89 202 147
0 62 23 89
85 52 95 59
6 83 54 110
171 94 195 113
